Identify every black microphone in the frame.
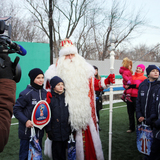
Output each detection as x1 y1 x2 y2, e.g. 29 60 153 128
6 39 27 56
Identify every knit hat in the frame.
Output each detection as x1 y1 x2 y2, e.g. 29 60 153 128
28 68 44 83
59 38 78 57
93 65 98 70
137 64 145 72
146 65 158 76
50 76 64 89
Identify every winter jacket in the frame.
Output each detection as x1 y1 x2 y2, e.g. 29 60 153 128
149 83 160 140
0 79 16 152
94 78 103 92
130 72 147 97
119 66 132 94
45 91 71 141
136 78 160 125
13 85 47 140
119 66 132 86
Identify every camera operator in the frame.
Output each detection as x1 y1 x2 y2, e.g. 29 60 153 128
0 54 17 152
0 17 25 152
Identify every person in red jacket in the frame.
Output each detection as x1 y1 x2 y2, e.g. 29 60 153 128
126 64 147 133
93 65 104 131
119 57 133 102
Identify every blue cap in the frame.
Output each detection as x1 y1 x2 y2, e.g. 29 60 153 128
50 76 64 88
146 65 159 76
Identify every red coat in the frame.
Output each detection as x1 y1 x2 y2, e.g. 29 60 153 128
130 72 147 97
94 78 103 91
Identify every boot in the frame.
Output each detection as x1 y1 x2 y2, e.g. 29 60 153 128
126 94 132 102
121 94 126 102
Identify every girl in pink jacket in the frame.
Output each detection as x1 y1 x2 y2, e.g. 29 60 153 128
119 57 133 102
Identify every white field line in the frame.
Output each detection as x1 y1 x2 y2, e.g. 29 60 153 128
11 122 19 126
101 105 126 111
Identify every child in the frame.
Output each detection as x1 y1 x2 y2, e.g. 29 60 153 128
149 78 160 160
119 57 133 102
13 68 47 160
136 65 160 160
136 65 160 124
126 64 147 133
45 76 71 160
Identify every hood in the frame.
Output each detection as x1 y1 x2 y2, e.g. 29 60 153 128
119 66 129 75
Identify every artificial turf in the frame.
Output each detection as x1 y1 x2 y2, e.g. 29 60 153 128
0 102 144 160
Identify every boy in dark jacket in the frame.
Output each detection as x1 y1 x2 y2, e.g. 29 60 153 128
136 65 160 125
148 77 160 159
45 76 71 160
136 65 160 160
13 68 47 160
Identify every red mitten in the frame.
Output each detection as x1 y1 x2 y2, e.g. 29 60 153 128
104 76 110 85
46 92 52 104
109 74 115 84
104 74 115 85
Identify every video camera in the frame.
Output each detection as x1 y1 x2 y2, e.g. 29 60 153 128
0 17 26 83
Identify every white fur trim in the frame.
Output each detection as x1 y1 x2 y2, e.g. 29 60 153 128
44 64 57 90
86 62 95 78
92 77 99 123
59 46 78 57
76 130 84 160
101 77 109 89
89 119 104 160
76 120 104 160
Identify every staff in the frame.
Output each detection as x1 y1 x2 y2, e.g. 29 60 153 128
109 31 115 160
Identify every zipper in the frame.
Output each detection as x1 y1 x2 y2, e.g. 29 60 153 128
144 83 151 122
25 127 28 135
39 89 42 100
156 130 160 138
158 101 160 119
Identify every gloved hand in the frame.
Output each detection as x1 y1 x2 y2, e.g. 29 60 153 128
108 74 115 84
0 54 14 80
47 131 53 140
127 80 131 85
104 74 115 85
0 54 21 82
46 92 52 104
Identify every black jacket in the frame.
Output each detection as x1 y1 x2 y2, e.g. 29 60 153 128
45 91 71 141
150 84 160 139
13 85 47 139
136 78 160 125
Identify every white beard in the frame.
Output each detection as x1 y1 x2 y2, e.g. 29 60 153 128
56 54 92 131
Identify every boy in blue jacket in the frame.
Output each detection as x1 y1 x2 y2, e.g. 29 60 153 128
149 76 160 159
13 68 47 160
45 76 71 160
136 65 160 125
136 65 160 160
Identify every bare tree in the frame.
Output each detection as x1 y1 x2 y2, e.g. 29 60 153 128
0 0 47 43
72 0 146 60
2 0 147 62
24 0 93 63
100 0 145 60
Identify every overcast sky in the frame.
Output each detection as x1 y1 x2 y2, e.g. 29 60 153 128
7 0 160 47
127 0 160 46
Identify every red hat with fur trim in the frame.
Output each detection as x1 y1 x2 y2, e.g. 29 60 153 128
59 38 78 57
